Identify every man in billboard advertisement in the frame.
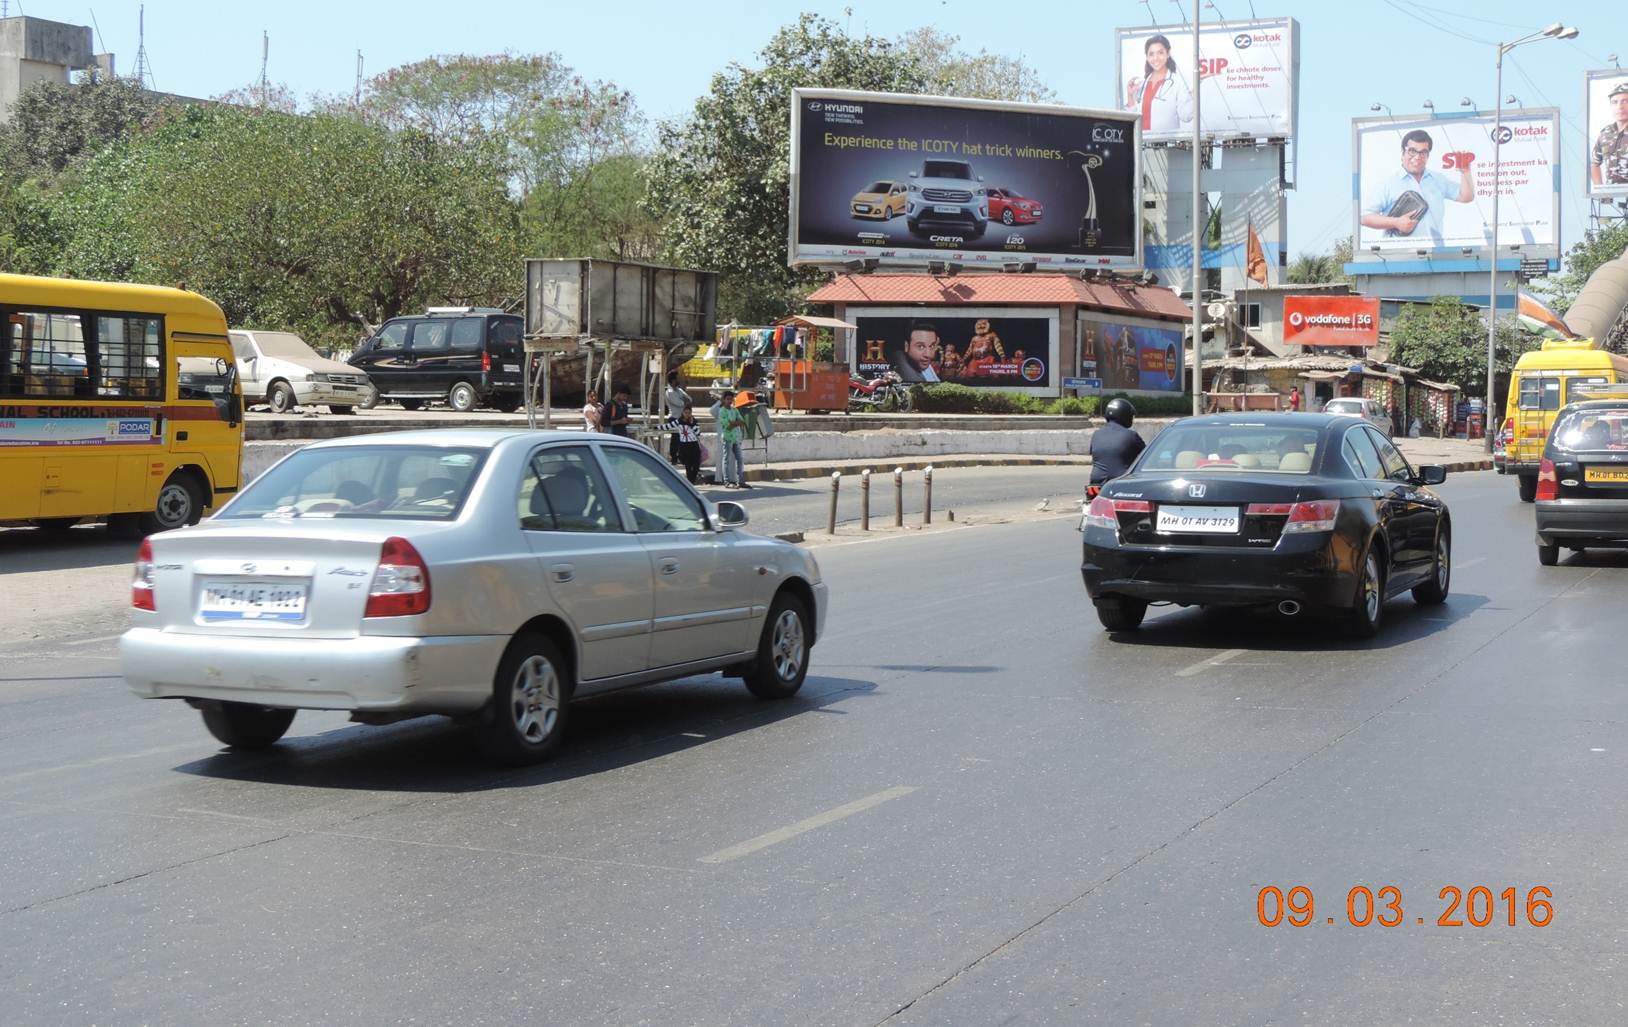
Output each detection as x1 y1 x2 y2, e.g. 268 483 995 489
1587 74 1628 194
1360 130 1474 244
790 90 1139 268
1354 112 1558 252
1078 313 1184 393
1113 19 1296 142
855 314 1053 390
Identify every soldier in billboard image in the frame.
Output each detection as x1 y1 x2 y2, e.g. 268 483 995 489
1124 33 1194 132
1592 82 1628 188
1360 129 1474 244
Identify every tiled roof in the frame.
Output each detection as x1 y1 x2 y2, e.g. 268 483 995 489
807 274 1192 321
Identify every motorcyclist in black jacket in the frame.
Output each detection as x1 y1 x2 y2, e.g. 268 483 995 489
1088 398 1145 497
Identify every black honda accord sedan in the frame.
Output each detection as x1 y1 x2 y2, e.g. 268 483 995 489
1081 413 1451 636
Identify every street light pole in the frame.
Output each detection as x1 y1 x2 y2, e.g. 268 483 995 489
1486 23 1577 453
1190 0 1203 416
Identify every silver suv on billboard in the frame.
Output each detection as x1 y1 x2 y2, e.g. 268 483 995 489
905 159 989 238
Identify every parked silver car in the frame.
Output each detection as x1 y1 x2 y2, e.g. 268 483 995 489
121 430 828 764
1322 397 1393 438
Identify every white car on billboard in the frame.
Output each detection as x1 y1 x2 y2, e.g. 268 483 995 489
905 159 989 238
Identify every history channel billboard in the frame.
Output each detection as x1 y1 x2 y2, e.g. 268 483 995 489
789 89 1142 270
851 309 1058 394
1113 18 1298 142
1585 69 1628 199
1353 110 1560 257
1076 312 1185 394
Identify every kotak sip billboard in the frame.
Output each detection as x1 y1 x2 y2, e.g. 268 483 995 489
789 89 1142 270
1353 110 1560 256
1282 295 1379 348
1114 18 1298 142
1585 69 1628 198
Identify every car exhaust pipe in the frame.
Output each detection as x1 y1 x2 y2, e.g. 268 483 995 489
1277 600 1302 617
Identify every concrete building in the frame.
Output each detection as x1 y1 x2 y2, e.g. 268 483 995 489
1228 281 1354 356
0 16 114 122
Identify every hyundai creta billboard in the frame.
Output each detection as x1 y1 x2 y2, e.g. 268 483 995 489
789 89 1142 270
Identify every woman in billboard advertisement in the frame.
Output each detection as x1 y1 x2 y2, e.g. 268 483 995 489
1124 34 1194 133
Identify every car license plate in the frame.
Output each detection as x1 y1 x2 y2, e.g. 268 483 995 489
1585 466 1628 483
1156 505 1240 534
933 204 961 214
854 204 871 213
503 364 520 373
200 580 309 622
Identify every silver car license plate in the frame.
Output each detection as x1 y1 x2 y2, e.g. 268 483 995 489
1156 505 1239 534
933 204 960 214
200 580 309 621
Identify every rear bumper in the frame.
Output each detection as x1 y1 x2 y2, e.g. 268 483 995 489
1082 535 1356 610
121 627 506 713
1504 460 1541 476
1535 498 1628 545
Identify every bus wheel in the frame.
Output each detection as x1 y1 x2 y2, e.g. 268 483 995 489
139 473 203 534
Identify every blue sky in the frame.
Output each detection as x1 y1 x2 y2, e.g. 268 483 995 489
29 0 1618 257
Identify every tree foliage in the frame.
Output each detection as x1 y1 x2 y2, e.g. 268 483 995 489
1536 222 1628 314
0 74 167 182
898 27 1056 104
1388 296 1532 395
1287 238 1354 285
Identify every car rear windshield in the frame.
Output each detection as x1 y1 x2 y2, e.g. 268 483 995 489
1140 425 1322 473
1550 408 1628 452
220 445 488 520
1324 399 1361 412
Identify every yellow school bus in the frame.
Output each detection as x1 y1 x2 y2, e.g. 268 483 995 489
0 273 243 533
1502 337 1628 502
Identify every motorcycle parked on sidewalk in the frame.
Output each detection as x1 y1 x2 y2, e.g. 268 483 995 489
848 369 913 412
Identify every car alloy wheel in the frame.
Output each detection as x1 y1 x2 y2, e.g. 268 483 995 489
770 608 805 682
1349 550 1384 637
1412 529 1450 605
1002 209 1015 225
509 654 561 744
744 594 811 699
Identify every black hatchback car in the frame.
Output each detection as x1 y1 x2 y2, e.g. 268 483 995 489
1534 398 1628 565
350 308 525 412
1081 414 1451 637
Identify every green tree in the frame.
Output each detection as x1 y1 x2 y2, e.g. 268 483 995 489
1535 221 1628 314
898 27 1057 103
0 74 167 182
1287 238 1354 285
1388 296 1532 395
646 15 931 322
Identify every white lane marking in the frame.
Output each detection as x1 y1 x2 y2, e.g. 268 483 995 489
699 785 919 864
64 633 124 646
1458 556 1487 569
1176 648 1247 678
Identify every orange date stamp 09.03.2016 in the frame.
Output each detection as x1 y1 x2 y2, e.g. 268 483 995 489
1256 885 1554 928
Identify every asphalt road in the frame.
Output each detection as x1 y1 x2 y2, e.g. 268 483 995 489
2 469 1625 1024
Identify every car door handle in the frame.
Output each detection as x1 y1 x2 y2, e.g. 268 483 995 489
658 558 680 575
549 563 574 583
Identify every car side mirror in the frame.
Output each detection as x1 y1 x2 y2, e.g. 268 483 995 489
1416 465 1447 486
715 500 749 529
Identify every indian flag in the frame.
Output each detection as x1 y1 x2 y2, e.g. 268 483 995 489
1517 290 1575 338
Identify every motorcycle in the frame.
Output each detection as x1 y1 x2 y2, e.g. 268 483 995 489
848 369 913 412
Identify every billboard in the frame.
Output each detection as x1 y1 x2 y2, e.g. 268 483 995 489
1114 18 1298 142
789 89 1142 270
1353 110 1560 256
852 309 1057 393
1077 312 1185 394
1282 295 1379 348
1586 70 1628 198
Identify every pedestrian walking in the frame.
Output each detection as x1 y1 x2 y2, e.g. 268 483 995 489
582 392 603 433
664 370 689 464
676 403 702 484
1288 386 1301 412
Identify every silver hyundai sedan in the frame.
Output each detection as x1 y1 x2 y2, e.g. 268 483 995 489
121 429 828 765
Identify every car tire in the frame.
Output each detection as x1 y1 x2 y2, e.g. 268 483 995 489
399 399 425 411
1517 474 1537 503
1412 526 1451 605
1537 541 1559 566
357 386 379 410
1348 548 1385 638
884 206 895 220
481 633 571 766
743 593 811 699
447 381 478 413
199 701 296 749
138 472 202 534
1001 209 1015 226
267 380 295 414
329 405 354 415
1095 596 1148 631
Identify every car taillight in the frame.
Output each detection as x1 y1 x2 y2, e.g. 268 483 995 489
364 536 431 617
1536 458 1558 501
482 350 491 372
131 537 156 610
1085 496 1150 530
1244 502 1294 516
1501 418 1514 444
1279 500 1340 534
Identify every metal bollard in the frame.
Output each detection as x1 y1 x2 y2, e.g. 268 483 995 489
860 469 871 531
827 472 841 535
893 467 904 528
923 465 933 525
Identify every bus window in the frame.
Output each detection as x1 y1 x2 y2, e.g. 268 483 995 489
1518 375 1561 411
1564 375 1612 403
177 355 237 422
3 311 89 397
94 314 163 399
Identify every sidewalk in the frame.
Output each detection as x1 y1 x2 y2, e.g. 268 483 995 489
735 436 1495 483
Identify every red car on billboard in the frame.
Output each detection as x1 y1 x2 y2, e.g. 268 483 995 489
986 187 1044 226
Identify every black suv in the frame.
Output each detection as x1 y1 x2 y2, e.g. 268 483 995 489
351 308 525 412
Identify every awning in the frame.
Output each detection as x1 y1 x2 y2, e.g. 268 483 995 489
1298 370 1348 381
776 315 855 330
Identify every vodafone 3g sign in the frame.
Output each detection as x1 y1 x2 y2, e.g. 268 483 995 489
1283 296 1380 348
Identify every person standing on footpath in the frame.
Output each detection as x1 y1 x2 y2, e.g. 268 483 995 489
605 386 632 437
1288 386 1301 412
664 370 690 465
582 391 603 433
676 403 702 484
717 393 752 489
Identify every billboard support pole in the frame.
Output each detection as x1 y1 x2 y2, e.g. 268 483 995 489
1190 0 1203 416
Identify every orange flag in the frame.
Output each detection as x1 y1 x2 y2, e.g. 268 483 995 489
1246 223 1269 286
